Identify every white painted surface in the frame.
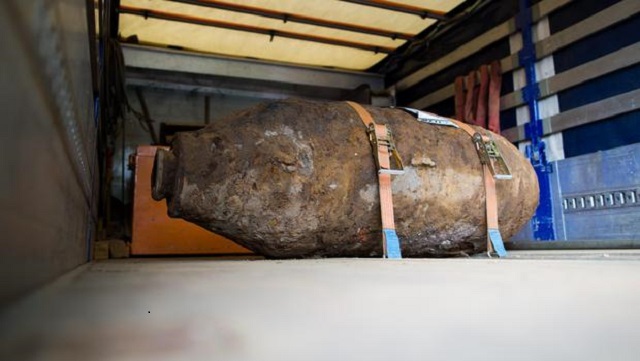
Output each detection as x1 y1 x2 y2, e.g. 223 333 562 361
544 133 565 162
0 257 639 361
535 18 564 161
510 17 564 161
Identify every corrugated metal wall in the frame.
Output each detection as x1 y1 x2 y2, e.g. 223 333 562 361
0 0 97 304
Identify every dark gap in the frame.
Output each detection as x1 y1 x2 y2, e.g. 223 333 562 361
563 111 640 158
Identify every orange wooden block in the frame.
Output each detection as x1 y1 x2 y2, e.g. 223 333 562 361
131 145 253 255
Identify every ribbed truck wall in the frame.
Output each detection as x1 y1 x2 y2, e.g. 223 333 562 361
0 0 97 305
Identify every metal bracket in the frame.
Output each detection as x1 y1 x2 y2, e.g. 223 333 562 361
396 107 460 128
367 124 405 175
383 229 402 259
521 83 540 103
488 229 507 258
472 133 512 180
518 0 556 240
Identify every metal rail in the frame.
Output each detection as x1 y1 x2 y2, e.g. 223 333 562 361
122 44 384 89
122 43 384 100
507 240 640 250
341 0 447 20
169 0 415 40
118 5 395 54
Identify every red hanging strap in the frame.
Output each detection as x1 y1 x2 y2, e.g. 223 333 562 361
454 76 466 122
488 60 502 134
475 65 490 129
455 62 502 132
345 101 404 259
464 70 477 124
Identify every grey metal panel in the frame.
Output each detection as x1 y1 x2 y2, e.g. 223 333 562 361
122 44 384 91
126 78 290 101
556 143 640 240
0 0 95 304
557 144 640 195
513 144 640 242
125 67 359 101
563 208 640 240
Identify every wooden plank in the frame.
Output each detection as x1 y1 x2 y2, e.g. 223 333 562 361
535 0 640 59
501 42 640 111
533 0 573 19
545 88 640 134
543 42 640 96
503 89 640 142
94 241 109 260
502 125 526 143
108 239 130 259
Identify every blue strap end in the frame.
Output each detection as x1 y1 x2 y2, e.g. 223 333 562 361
383 229 402 259
488 229 508 258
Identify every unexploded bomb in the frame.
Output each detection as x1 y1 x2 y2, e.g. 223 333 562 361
152 98 538 258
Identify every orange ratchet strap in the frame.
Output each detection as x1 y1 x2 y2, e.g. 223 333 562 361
346 101 403 259
398 106 510 257
450 119 509 257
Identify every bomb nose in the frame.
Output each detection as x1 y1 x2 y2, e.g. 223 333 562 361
151 149 177 201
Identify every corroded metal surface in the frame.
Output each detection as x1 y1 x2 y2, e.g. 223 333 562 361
153 99 539 258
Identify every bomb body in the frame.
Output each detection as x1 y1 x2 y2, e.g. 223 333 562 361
153 99 538 257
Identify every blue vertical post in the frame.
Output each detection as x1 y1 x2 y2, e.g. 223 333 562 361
518 0 556 240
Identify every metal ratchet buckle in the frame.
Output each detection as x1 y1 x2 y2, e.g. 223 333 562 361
367 123 405 176
472 133 512 180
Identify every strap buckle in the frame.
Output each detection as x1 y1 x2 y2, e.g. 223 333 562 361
472 133 512 180
488 228 508 257
367 124 405 175
382 229 402 259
